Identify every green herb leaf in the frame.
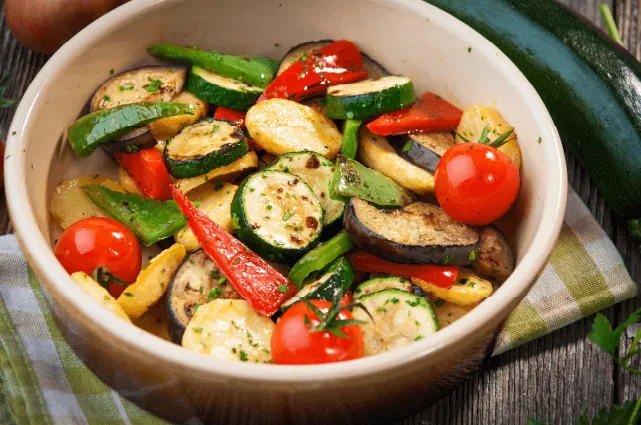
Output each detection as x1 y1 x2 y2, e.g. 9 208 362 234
488 128 515 149
207 288 224 301
477 125 490 144
282 210 293 221
401 140 413 153
192 327 203 333
453 129 473 143
276 284 289 293
231 213 241 230
143 79 163 94
588 311 639 357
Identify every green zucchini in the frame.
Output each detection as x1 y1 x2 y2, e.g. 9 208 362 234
354 276 413 299
351 288 439 356
324 76 415 119
281 256 354 312
427 0 641 217
67 102 195 157
230 170 323 262
164 119 248 178
268 151 345 226
187 66 263 110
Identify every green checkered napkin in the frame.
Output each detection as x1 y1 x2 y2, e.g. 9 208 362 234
0 188 635 423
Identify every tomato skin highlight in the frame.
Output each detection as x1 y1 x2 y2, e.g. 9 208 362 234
54 217 142 284
434 143 520 226
271 300 364 365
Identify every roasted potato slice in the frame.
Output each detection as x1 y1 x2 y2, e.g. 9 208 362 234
117 243 186 319
70 272 131 323
118 167 142 195
412 269 492 305
246 99 342 159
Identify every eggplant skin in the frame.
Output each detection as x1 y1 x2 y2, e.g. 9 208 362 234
344 198 479 265
474 225 515 282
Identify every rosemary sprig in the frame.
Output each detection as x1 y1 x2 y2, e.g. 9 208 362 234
302 292 372 338
600 4 623 45
455 125 515 149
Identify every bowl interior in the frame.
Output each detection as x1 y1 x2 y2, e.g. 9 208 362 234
5 0 566 380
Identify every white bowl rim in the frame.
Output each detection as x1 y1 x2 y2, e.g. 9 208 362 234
5 0 567 383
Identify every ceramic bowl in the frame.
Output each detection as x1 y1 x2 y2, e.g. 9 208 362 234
4 0 567 423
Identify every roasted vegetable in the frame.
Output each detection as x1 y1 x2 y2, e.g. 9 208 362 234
392 132 455 175
344 198 479 265
70 272 131 323
475 225 515 282
187 66 264 110
174 151 258 194
245 99 343 159
412 269 493 305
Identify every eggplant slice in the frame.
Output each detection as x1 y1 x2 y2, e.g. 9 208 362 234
277 40 390 79
101 126 158 155
90 66 187 112
474 225 515 282
392 132 455 174
344 198 479 265
167 250 240 343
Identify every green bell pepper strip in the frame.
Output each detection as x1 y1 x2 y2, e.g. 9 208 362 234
329 155 413 208
68 102 194 157
82 185 187 246
147 44 276 88
342 119 362 159
288 230 355 288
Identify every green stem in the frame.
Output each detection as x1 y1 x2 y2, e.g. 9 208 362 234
625 325 641 360
600 4 624 45
616 359 641 376
628 392 641 425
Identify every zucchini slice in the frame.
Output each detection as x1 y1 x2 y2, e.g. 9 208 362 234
174 151 258 194
149 91 209 145
353 276 413 299
164 119 248 178
167 250 241 343
231 170 323 262
276 40 390 79
359 128 434 195
246 99 343 159
392 132 455 175
268 151 345 225
351 289 439 356
324 76 415 119
344 198 480 265
475 225 515 282
187 66 263 111
182 299 274 363
90 66 187 112
281 256 354 312
412 269 493 305
174 182 238 251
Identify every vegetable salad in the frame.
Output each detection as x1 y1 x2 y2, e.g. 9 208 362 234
50 40 521 365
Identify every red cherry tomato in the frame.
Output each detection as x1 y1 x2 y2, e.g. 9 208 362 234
271 300 364 365
434 143 520 226
54 217 142 285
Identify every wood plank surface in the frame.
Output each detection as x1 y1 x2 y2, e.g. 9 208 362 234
0 1 639 424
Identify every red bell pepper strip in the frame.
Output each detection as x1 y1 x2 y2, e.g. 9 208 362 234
347 251 458 289
366 92 463 136
258 40 369 102
214 107 246 126
170 185 296 316
115 148 172 201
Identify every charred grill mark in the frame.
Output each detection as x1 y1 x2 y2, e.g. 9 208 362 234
306 216 319 229
305 155 321 169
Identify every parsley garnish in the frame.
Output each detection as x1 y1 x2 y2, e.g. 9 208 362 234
282 210 293 221
434 299 445 308
468 250 477 261
276 284 289 293
103 95 111 102
207 288 224 301
231 213 241 230
214 180 223 190
119 85 134 91
124 293 133 297
239 350 249 361
192 327 203 333
401 140 413 153
218 277 227 285
143 79 163 94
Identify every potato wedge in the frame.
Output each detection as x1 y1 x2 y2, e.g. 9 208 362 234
50 175 125 229
175 151 258 194
246 99 342 159
431 299 476 328
132 297 172 341
455 105 522 169
358 128 434 195
149 91 208 145
175 182 238 250
182 299 274 363
118 167 142 195
412 269 492 305
117 243 186 319
70 272 131 323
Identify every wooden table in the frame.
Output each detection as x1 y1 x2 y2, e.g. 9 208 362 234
1 1 640 423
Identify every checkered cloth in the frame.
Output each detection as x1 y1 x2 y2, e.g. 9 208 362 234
0 188 635 422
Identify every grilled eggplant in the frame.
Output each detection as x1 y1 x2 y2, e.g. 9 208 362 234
90 66 187 112
392 132 455 174
475 225 515 282
344 198 479 265
167 250 241 343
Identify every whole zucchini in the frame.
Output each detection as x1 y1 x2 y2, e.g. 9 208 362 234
427 0 641 217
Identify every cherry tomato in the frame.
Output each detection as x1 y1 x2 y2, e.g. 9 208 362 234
434 143 520 225
271 300 364 365
54 217 142 285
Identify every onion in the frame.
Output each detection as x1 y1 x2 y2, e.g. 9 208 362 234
5 0 130 54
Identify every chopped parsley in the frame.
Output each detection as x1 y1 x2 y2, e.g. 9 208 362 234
239 350 249 361
214 180 223 190
376 307 388 313
537 137 542 144
218 277 227 285
405 298 421 307
415 335 424 341
266 205 273 210
192 327 203 333
401 140 413 153
443 254 454 265
458 278 468 285
119 85 134 91
276 284 289 293
434 299 445 308
468 250 477 261
207 288 224 301
467 47 472 53
143 79 163 93
103 95 111 102
282 210 293 221
124 293 134 297
231 213 241 230
193 303 201 313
